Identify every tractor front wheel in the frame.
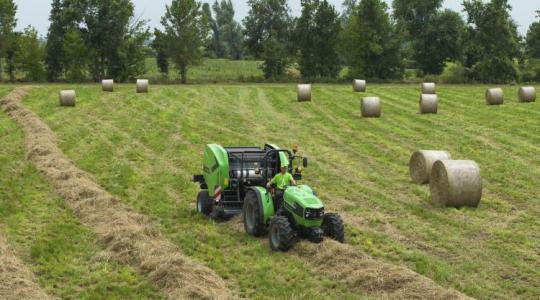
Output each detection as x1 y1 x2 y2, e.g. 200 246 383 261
269 216 295 251
196 190 212 216
243 190 267 237
322 213 345 243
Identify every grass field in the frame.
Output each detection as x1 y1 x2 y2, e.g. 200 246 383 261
2 83 540 299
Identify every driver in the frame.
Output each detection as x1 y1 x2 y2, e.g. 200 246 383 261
266 161 296 209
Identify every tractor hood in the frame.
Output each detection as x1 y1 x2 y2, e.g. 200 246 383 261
284 185 323 209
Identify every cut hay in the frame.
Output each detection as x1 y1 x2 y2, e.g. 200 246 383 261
0 230 51 300
430 160 482 208
59 90 76 106
102 79 114 92
419 94 438 114
518 86 536 103
1 88 231 300
353 79 366 92
486 88 503 105
136 79 149 93
361 97 381 118
421 82 436 94
297 84 311 102
409 150 451 184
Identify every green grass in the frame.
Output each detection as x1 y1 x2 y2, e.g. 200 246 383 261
9 83 540 299
0 88 163 299
143 58 264 83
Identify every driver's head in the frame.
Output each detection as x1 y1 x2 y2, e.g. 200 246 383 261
280 165 287 174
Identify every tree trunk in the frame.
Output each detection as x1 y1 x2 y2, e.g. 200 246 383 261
0 58 3 82
180 64 187 84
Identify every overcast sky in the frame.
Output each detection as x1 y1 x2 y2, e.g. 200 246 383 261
15 0 540 37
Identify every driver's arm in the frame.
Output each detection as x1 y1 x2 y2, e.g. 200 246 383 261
290 175 297 186
266 177 274 188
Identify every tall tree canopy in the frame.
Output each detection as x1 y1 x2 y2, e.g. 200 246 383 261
463 0 520 82
341 0 403 79
213 0 244 59
15 26 45 81
526 11 540 59
296 0 341 78
0 0 17 81
160 0 209 83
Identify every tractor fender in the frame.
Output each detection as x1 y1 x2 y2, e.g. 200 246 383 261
249 186 275 224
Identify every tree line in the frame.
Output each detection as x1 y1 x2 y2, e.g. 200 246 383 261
0 0 539 83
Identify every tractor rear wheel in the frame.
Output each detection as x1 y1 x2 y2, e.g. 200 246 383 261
322 213 345 243
196 190 212 216
243 190 267 237
269 216 296 251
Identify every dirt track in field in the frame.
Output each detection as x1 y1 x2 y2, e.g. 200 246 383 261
230 217 470 300
0 229 51 300
1 87 231 300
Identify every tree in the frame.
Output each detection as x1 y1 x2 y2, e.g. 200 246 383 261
15 26 45 81
340 0 403 79
243 0 291 58
160 0 209 83
63 28 88 81
526 11 540 59
213 0 244 59
203 2 224 58
463 0 520 82
152 29 169 75
0 0 17 82
296 0 341 78
244 0 291 78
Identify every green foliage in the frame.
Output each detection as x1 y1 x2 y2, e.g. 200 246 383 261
463 0 520 82
260 34 288 79
438 62 467 83
213 0 244 60
63 28 88 82
0 0 17 82
160 0 209 83
295 0 341 79
14 26 45 81
203 2 224 58
151 29 169 75
340 0 403 79
526 11 540 59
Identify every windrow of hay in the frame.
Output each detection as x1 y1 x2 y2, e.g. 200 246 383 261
0 229 51 300
102 79 114 92
353 79 366 92
1 88 231 300
518 86 536 103
361 97 381 118
59 90 76 106
297 84 312 102
136 79 149 93
419 94 438 114
421 82 436 94
486 88 503 105
409 150 451 184
430 160 482 208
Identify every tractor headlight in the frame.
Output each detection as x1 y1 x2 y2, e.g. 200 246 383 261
304 208 324 219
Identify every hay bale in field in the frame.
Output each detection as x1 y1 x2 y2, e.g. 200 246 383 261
59 90 76 107
421 82 436 94
409 150 451 184
486 88 503 105
419 94 438 114
102 79 114 92
353 79 366 92
361 97 381 118
136 79 149 93
297 84 311 102
430 160 482 208
518 86 536 102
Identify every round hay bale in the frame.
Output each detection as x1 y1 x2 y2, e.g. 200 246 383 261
353 79 366 92
297 84 311 102
421 82 436 94
430 160 482 208
409 150 452 184
361 97 381 118
59 90 76 107
102 79 114 92
518 86 536 103
419 94 438 114
486 88 503 105
136 79 149 93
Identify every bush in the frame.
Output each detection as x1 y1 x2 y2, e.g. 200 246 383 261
439 62 467 83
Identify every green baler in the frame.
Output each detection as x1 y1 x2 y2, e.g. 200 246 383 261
193 144 344 251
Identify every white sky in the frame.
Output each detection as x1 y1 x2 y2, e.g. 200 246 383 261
15 0 540 37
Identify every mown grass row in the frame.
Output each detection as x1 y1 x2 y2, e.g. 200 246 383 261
0 86 163 299
22 83 540 299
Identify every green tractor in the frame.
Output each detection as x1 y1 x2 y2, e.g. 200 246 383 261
193 144 345 251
